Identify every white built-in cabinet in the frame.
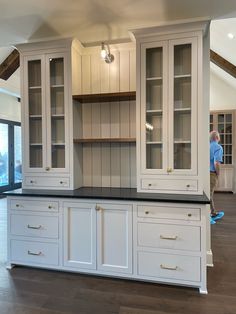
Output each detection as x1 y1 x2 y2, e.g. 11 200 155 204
17 39 83 190
7 196 208 293
133 21 210 194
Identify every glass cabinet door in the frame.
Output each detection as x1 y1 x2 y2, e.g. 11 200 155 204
217 113 233 165
169 38 198 174
26 56 45 170
46 54 68 171
141 42 168 173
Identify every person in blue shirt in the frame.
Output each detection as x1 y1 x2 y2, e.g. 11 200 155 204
210 131 224 221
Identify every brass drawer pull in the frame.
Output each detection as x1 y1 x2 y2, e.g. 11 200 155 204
145 211 149 215
30 180 35 184
48 205 53 209
148 183 152 187
160 264 178 271
160 235 178 240
45 167 50 171
27 224 42 230
188 213 192 217
186 184 190 188
28 250 42 256
60 181 65 184
16 204 20 207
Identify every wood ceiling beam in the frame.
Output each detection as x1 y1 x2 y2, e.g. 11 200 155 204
210 49 236 78
0 49 20 80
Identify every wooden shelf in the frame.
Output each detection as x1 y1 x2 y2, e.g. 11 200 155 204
73 91 136 103
74 138 136 144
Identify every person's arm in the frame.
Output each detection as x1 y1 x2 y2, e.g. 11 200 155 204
214 161 221 176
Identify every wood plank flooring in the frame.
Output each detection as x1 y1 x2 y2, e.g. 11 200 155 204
0 194 236 314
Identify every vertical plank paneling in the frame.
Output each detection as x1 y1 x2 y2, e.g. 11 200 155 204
82 55 91 94
91 54 101 94
120 51 130 92
129 100 136 138
110 144 121 187
101 102 111 138
101 144 111 187
120 101 130 137
91 103 101 138
83 144 92 186
120 144 131 187
110 102 120 138
92 144 102 187
109 51 120 93
101 62 109 93
130 49 136 91
130 144 137 188
82 103 92 138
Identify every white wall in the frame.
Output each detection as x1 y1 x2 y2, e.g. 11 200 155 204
0 92 21 122
210 70 236 111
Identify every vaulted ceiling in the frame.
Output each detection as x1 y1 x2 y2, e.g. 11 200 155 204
0 0 236 46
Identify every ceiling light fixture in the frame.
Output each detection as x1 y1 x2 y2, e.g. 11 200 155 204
101 42 114 64
227 33 234 39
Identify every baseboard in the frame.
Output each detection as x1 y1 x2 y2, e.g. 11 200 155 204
207 250 213 267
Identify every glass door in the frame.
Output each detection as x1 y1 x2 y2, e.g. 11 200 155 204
141 41 168 174
25 56 46 171
46 53 69 172
169 38 198 175
0 120 22 193
217 113 233 165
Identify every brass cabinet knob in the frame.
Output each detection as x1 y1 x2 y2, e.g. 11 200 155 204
167 168 173 173
188 213 192 217
45 167 50 171
145 211 149 215
186 184 190 188
95 205 102 211
148 183 152 187
48 205 52 209
16 204 20 207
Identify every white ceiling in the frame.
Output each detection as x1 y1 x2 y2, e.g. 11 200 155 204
0 0 236 46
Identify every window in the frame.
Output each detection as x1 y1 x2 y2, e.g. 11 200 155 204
0 119 22 192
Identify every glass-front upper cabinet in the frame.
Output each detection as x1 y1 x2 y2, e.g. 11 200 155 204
169 38 198 175
46 53 68 172
25 56 46 171
141 41 168 174
140 38 197 175
24 53 69 173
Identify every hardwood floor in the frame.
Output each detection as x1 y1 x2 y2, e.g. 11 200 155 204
0 194 236 314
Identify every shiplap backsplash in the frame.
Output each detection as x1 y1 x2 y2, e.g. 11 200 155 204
76 44 137 188
81 101 136 188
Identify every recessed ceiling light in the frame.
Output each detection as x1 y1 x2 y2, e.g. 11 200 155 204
227 33 234 39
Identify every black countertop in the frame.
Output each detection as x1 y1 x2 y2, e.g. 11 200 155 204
4 187 210 204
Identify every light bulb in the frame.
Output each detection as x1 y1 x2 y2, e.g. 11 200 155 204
101 49 107 59
227 33 234 39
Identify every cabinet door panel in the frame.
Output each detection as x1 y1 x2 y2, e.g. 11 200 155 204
63 202 96 269
45 53 70 173
97 203 132 274
140 41 168 175
168 38 198 175
23 55 47 172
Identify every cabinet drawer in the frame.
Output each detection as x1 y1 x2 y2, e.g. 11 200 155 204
138 251 200 282
10 214 59 239
141 179 198 192
137 205 200 221
10 240 59 266
24 176 69 188
138 223 200 251
10 199 59 212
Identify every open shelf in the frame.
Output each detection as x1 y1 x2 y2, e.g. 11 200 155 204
146 110 162 115
73 91 136 103
29 86 41 90
74 138 136 144
146 77 162 81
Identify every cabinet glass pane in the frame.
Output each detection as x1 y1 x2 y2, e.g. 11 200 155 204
146 47 163 169
173 44 192 169
50 58 65 168
28 60 43 168
146 144 162 169
174 143 191 169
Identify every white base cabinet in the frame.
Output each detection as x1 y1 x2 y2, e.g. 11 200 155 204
7 196 208 294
